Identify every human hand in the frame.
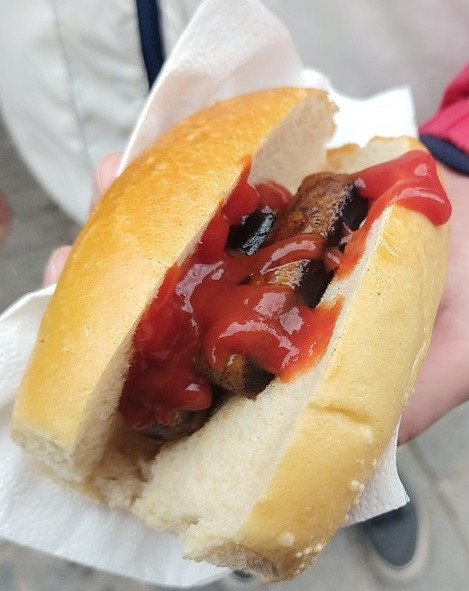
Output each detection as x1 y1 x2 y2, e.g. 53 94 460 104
43 155 468 444
0 190 12 245
399 164 469 443
43 153 121 285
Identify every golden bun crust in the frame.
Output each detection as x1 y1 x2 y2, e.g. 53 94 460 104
326 135 425 171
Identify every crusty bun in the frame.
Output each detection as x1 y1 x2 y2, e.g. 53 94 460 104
11 88 449 581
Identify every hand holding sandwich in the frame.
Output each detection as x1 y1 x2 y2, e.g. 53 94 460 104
399 164 469 443
17 88 449 579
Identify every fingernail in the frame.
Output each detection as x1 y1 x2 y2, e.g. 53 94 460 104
91 152 122 213
43 246 72 286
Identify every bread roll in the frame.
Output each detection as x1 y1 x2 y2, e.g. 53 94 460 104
11 88 449 580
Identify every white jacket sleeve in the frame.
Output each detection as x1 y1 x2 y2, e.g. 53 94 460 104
0 0 148 224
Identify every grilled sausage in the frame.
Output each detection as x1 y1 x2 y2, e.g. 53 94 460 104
197 172 368 396
141 409 211 440
226 206 277 255
266 172 358 246
147 173 369 432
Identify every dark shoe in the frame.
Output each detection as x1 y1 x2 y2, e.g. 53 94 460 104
358 495 429 581
216 570 260 590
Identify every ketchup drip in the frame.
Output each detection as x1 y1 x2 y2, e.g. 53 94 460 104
119 164 334 429
336 150 451 278
119 150 451 431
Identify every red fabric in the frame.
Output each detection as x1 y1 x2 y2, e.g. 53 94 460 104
419 64 469 154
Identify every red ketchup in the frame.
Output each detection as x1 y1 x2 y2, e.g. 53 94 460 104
336 150 451 278
119 151 451 431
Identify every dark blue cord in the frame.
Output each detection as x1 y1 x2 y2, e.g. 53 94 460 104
136 0 165 88
420 135 469 175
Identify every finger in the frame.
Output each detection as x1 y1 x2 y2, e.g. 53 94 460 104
398 319 468 444
43 246 73 286
398 387 463 445
91 152 122 212
0 190 12 245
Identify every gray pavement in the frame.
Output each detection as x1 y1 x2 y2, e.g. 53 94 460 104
2 1 469 589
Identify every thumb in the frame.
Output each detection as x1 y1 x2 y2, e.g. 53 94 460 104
91 152 122 212
43 246 72 286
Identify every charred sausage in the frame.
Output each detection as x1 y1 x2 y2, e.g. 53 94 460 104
153 173 369 434
197 173 368 396
141 409 211 440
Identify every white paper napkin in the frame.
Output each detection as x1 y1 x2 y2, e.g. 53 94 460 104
0 0 414 586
